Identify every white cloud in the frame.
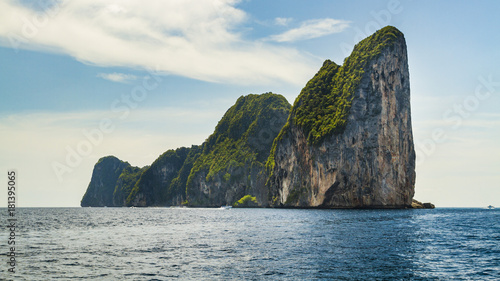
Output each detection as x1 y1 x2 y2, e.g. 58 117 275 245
97 72 137 83
267 18 350 42
0 0 317 85
275 17 293 26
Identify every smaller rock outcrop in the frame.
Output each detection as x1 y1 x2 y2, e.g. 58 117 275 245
233 195 259 208
411 199 435 209
81 156 131 207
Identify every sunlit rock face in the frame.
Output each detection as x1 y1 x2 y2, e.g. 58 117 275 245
269 26 415 208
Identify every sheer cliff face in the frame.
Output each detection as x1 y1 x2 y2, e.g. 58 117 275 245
269 26 415 208
81 156 130 207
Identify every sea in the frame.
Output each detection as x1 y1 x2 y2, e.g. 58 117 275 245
1 207 499 280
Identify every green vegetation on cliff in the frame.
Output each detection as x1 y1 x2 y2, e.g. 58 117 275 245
186 93 290 205
126 147 192 206
82 93 290 207
293 26 403 145
266 26 403 172
82 27 407 208
233 195 258 207
187 93 290 183
167 145 202 203
113 166 147 206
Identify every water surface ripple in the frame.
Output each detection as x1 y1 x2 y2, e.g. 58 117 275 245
1 208 499 280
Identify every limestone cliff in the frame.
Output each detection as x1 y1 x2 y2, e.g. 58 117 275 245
267 26 416 208
112 165 146 206
81 93 290 207
82 26 419 209
81 156 131 207
186 93 290 207
126 146 200 206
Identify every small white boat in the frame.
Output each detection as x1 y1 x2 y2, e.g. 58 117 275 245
220 205 232 210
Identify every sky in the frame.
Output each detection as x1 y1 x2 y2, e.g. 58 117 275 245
0 0 499 207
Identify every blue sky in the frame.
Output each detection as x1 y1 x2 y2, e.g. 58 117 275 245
0 0 499 207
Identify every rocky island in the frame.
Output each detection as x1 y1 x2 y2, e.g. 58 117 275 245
81 26 431 209
267 26 415 208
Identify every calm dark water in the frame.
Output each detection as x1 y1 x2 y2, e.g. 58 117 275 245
1 207 499 280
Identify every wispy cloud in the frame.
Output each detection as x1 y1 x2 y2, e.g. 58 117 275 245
0 0 317 86
97 72 137 83
268 18 350 42
275 17 293 26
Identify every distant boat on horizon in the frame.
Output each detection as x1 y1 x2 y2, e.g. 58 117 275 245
487 205 494 209
220 206 232 210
